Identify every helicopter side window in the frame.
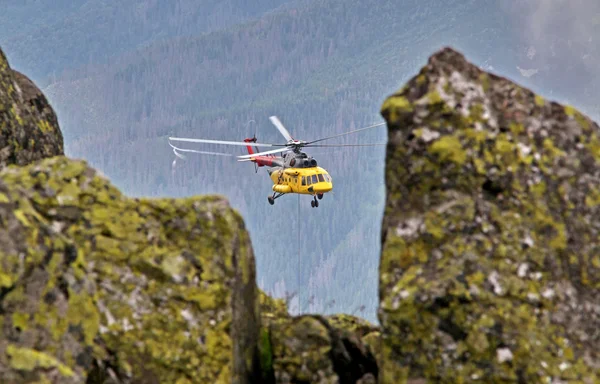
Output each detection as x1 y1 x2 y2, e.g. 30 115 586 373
318 174 324 182
312 175 318 184
302 176 306 186
307 176 311 186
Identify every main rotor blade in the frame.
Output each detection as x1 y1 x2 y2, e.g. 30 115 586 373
169 142 234 156
237 147 291 159
269 116 294 142
307 143 386 147
169 136 283 148
306 122 386 145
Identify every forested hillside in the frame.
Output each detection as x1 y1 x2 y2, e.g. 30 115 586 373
4 0 599 322
1 0 296 84
42 0 507 321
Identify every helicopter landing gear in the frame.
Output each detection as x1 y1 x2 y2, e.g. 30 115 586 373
317 193 323 200
268 192 284 205
311 196 319 208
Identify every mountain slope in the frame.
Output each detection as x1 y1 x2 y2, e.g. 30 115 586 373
1 0 296 85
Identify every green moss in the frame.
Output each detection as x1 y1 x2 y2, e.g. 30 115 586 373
259 328 273 376
428 90 442 104
534 94 545 107
564 105 576 116
12 312 29 331
428 135 467 165
381 95 414 124
7 345 75 377
479 73 490 92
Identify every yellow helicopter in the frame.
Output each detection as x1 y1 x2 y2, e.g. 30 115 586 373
168 116 385 207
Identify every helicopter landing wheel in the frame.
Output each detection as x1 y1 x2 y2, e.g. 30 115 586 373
311 200 315 208
317 193 323 200
268 196 275 205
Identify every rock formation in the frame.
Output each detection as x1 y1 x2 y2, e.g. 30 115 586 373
0 49 63 168
0 155 262 383
379 47 600 383
259 293 379 383
3 39 599 384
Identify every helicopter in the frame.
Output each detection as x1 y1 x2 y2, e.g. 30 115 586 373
168 116 386 207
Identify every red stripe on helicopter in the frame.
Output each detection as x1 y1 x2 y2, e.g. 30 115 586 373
253 156 274 167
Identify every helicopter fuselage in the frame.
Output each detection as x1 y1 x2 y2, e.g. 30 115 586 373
263 151 333 195
268 165 333 195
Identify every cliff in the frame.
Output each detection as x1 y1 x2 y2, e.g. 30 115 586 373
379 47 599 383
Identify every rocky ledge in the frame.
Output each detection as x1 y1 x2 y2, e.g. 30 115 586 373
379 47 599 383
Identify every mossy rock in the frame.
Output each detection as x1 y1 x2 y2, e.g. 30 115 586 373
325 313 379 338
260 289 289 324
0 156 260 383
379 47 600 383
0 46 63 168
267 314 378 383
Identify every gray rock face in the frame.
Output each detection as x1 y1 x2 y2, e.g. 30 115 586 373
378 47 600 383
0 156 261 383
0 47 64 168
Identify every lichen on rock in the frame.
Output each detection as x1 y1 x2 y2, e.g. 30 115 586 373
268 314 378 384
0 156 261 383
379 47 600 383
0 47 64 168
258 292 379 383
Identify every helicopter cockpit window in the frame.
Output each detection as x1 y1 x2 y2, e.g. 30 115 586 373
318 174 324 182
312 175 318 184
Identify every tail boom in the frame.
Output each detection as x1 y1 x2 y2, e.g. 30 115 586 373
244 137 283 167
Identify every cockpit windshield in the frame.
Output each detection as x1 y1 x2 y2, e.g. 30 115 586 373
302 173 332 186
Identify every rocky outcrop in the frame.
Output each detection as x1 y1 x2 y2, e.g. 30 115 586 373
0 156 261 383
259 294 379 383
0 48 63 168
379 47 600 383
7 38 600 384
